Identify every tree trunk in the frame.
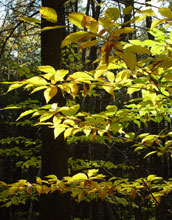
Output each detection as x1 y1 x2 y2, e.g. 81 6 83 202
39 1 71 220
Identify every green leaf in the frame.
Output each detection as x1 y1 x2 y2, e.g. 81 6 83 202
40 7 57 23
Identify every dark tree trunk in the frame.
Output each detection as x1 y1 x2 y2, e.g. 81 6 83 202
39 1 71 220
145 0 154 40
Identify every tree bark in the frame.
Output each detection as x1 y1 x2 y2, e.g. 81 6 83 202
39 1 71 220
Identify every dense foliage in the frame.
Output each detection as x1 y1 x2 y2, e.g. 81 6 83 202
1 0 172 219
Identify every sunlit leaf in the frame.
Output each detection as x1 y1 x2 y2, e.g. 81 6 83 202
61 32 95 48
54 125 66 139
68 12 84 29
7 83 24 93
40 7 57 23
44 86 58 103
20 17 40 24
64 127 73 139
16 109 35 121
41 25 65 32
136 9 155 16
26 76 48 85
82 15 98 33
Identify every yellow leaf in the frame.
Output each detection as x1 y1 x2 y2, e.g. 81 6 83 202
82 16 98 33
102 85 115 100
123 5 133 15
68 12 84 29
99 17 115 32
63 119 75 126
26 76 47 85
158 8 172 19
80 40 99 49
111 27 136 36
68 83 79 99
9 186 18 196
44 86 58 103
164 73 172 80
20 17 40 24
40 26 65 32
40 7 57 23
38 65 56 74
150 19 165 29
123 50 136 71
83 128 92 136
61 31 95 48
116 69 131 82
7 83 24 93
69 173 87 183
61 104 80 116
36 177 42 184
35 185 42 195
106 71 115 82
136 9 155 16
67 72 93 82
64 127 73 139
88 169 99 177
16 109 35 121
126 45 151 54
78 191 86 203
94 70 104 79
54 125 66 139
57 69 69 78
30 86 48 94
105 8 120 21
131 16 146 23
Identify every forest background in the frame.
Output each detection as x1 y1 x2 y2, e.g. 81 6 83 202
1 0 172 220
